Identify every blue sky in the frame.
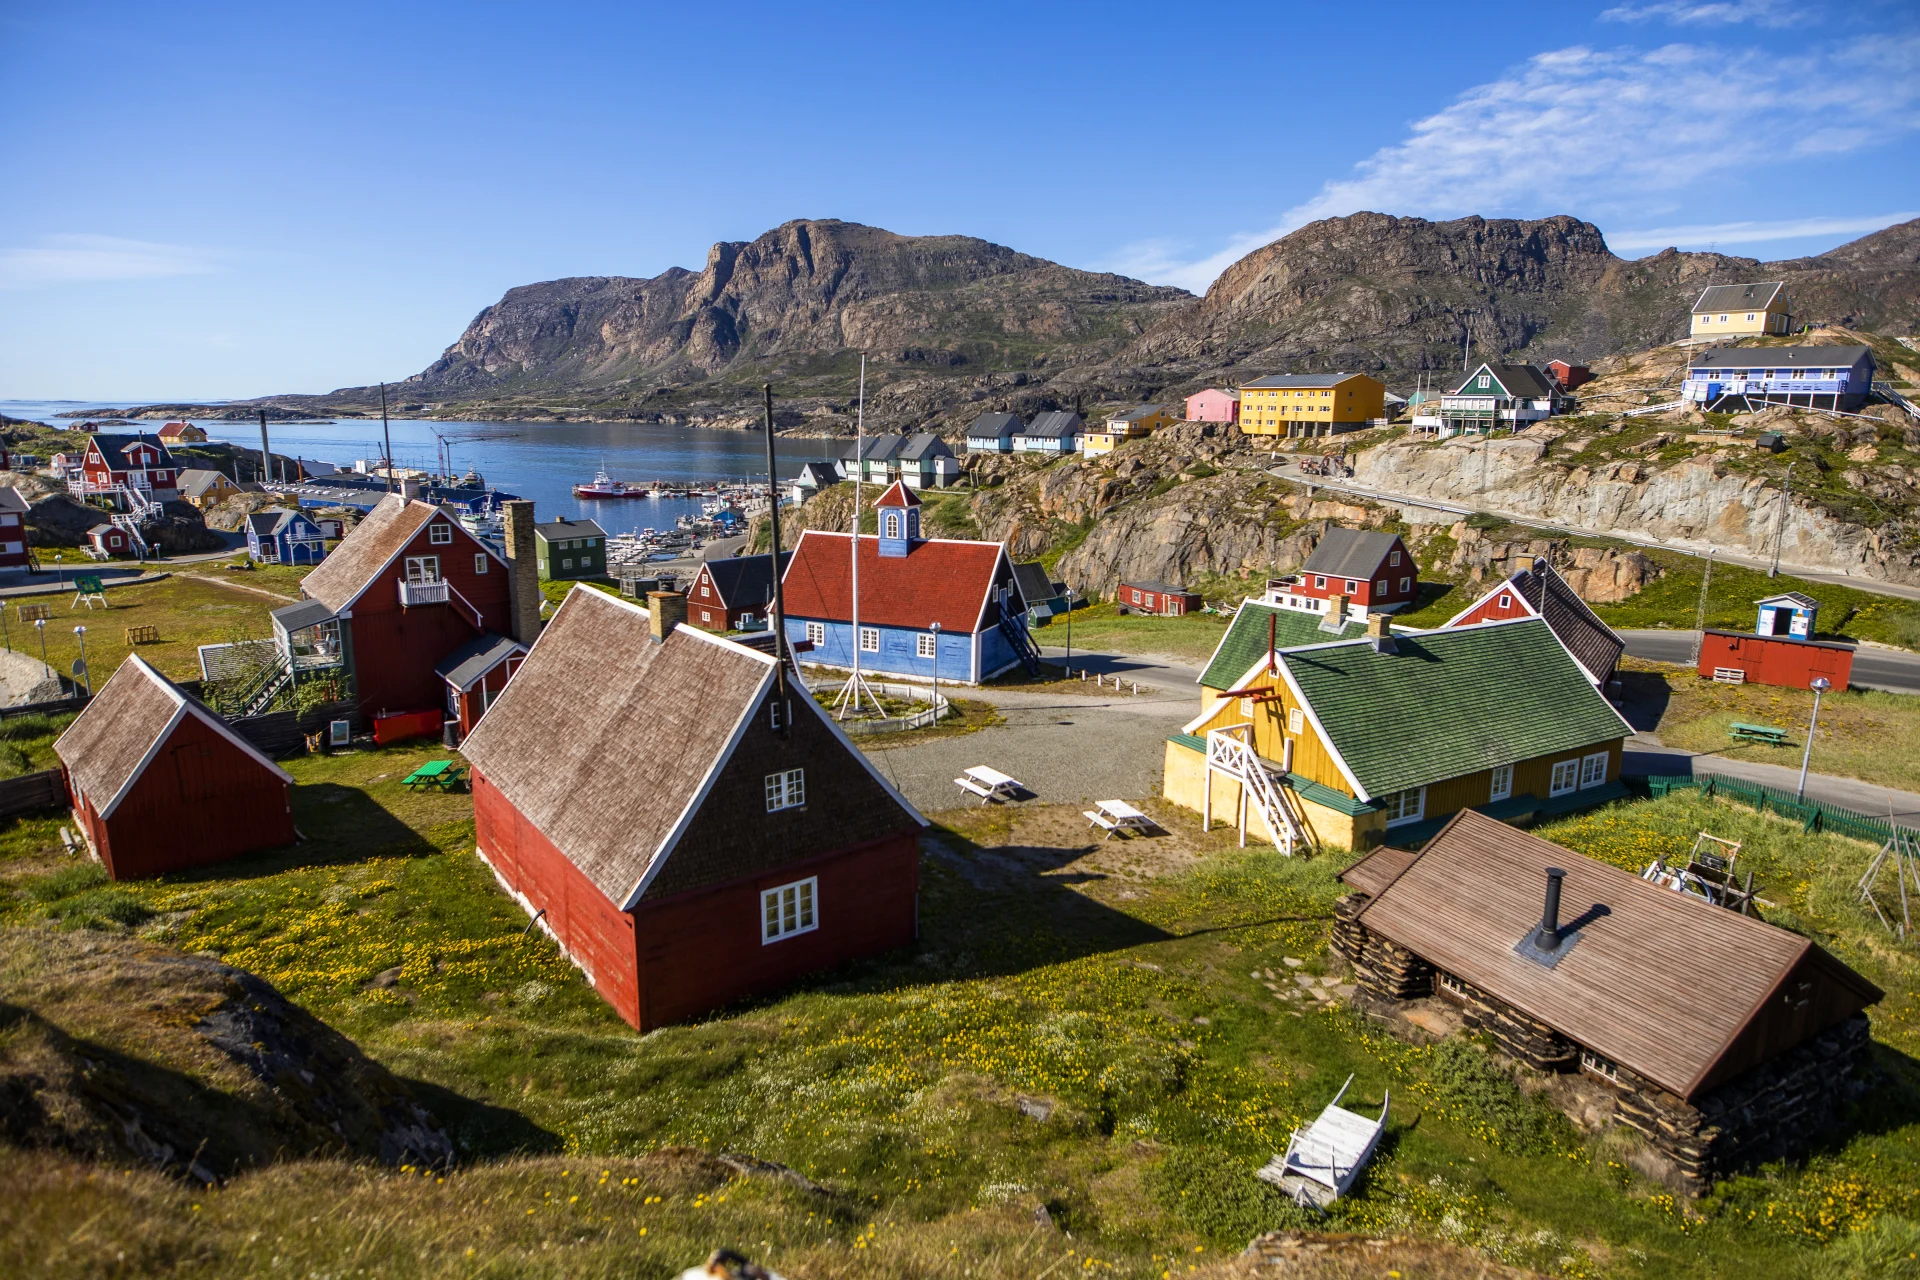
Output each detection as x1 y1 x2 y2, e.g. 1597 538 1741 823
2 0 1916 400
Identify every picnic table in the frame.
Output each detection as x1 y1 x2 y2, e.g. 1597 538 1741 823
403 760 467 793
1728 721 1790 745
953 765 1023 804
1085 799 1155 838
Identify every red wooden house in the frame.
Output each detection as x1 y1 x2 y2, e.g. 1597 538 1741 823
1545 359 1593 391
0 486 32 569
436 632 528 738
1444 560 1625 687
1117 580 1201 616
55 655 295 880
686 551 792 632
292 494 520 721
1266 528 1417 621
460 586 927 1031
71 433 181 510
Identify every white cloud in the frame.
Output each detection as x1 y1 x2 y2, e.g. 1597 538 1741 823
1599 0 1805 27
0 234 221 289
1106 35 1920 292
1606 212 1920 252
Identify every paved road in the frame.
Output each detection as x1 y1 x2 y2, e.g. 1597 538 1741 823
1621 629 1920 695
1624 735 1920 829
1270 461 1920 604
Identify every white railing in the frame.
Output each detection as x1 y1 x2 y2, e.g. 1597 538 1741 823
1205 724 1308 856
399 579 450 607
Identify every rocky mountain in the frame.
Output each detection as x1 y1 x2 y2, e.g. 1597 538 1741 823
1063 213 1920 399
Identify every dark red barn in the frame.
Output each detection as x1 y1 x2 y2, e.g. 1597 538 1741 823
55 655 295 880
1698 631 1854 690
1116 580 1201 616
293 494 523 720
460 586 927 1031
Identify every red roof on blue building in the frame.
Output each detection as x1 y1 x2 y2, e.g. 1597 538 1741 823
782 530 1005 633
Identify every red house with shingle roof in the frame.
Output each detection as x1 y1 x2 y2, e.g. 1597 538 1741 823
461 586 927 1030
1443 560 1626 687
1265 528 1417 622
56 655 295 879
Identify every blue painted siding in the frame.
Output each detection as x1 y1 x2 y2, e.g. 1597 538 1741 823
786 618 983 683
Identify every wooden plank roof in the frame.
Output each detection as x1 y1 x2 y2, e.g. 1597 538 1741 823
1346 811 1882 1099
299 494 444 614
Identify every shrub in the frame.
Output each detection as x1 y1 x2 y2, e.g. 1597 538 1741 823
1146 1145 1317 1246
1415 1040 1575 1155
1808 1216 1920 1279
23 862 107 903
42 888 153 930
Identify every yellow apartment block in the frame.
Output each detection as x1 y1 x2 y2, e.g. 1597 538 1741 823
1238 373 1385 438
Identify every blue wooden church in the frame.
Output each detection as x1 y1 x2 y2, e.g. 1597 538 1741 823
780 482 1042 684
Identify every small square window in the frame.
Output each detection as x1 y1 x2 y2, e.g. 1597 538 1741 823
765 768 805 812
805 621 825 646
917 633 937 658
761 877 817 943
1381 787 1425 827
1438 971 1470 1001
561 558 572 570
1345 580 1358 594
1314 576 1326 589
1498 593 1511 609
1389 550 1400 566
429 523 453 545
1580 1049 1621 1083
1375 579 1387 593
474 554 488 574
1287 706 1304 735
859 627 880 653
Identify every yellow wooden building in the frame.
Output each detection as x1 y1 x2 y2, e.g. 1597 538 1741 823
1162 614 1631 853
1083 404 1174 457
1690 283 1789 338
1237 373 1386 437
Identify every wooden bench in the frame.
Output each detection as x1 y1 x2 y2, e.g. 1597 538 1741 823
16 604 50 623
953 776 998 802
1084 810 1121 838
1729 722 1790 745
1711 667 1747 685
125 624 159 645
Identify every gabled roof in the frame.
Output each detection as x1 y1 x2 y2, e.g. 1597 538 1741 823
1688 346 1871 371
1109 404 1165 422
874 480 919 508
434 632 526 691
1299 529 1405 581
1273 618 1631 800
54 655 291 820
1188 387 1240 400
898 432 955 462
966 412 1023 438
1757 591 1820 609
1010 561 1059 608
177 469 235 499
843 433 906 462
459 587 923 909
1448 363 1557 399
1197 599 1366 690
87 433 178 472
1120 579 1192 595
1445 562 1625 686
1241 373 1371 389
1691 282 1785 314
271 599 335 634
782 530 1006 633
299 494 492 615
1344 810 1881 1100
0 486 28 516
534 517 606 539
247 508 315 538
698 551 792 610
795 462 841 486
1019 411 1084 439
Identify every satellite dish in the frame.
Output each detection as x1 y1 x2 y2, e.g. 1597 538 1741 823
71 658 87 676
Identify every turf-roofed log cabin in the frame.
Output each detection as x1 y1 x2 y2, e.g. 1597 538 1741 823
1166 616 1632 852
1335 811 1883 1193
459 586 928 1031
288 494 536 721
1442 559 1626 687
55 656 295 879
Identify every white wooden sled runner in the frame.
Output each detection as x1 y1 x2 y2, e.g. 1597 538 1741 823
1255 1074 1388 1207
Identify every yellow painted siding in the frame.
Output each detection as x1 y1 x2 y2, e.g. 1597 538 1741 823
1691 303 1790 338
1162 739 1381 852
1188 668 1353 796
1237 375 1387 437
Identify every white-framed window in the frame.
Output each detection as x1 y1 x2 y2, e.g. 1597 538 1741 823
1719 314 1728 322
1437 971 1470 1001
1477 374 1490 389
1550 759 1580 796
1314 576 1326 589
587 537 599 547
1498 593 1511 609
1489 763 1512 802
805 621 825 646
769 699 785 730
761 876 817 944
1345 580 1358 594
447 684 460 715
404 555 440 583
884 511 901 539
1389 550 1400 566
429 522 453 545
764 768 805 812
561 558 573 570
1580 750 1609 790
917 633 937 658
701 610 713 623
1745 313 1755 321
474 553 489 574
1375 579 1387 593
1580 1049 1621 1083
702 584 712 598
1380 786 1425 827
859 627 880 653
1287 706 1304 735
1399 576 1411 592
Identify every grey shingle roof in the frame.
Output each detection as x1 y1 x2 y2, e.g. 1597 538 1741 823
1241 373 1366 389
1447 363 1557 399
844 434 906 462
434 632 526 690
1019 411 1083 440
1758 591 1820 609
1691 282 1784 314
898 432 955 462
966 412 1022 438
534 518 606 540
1010 561 1059 608
795 462 840 486
700 552 791 610
1299 529 1406 581
1109 404 1165 422
1689 346 1871 371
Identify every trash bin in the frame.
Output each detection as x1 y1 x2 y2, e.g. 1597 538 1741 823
442 719 462 749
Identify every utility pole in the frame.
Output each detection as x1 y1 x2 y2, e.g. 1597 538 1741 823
1690 548 1715 666
258 409 272 491
379 382 395 495
1768 462 1797 578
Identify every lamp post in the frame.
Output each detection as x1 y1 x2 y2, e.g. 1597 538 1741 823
928 621 941 727
72 625 90 696
1797 674 1831 801
1064 586 1075 674
34 618 47 673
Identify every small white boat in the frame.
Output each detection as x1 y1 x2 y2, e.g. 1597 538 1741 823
1256 1074 1387 1208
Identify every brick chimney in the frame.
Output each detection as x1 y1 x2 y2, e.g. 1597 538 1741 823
1325 593 1348 626
501 500 542 644
648 591 687 644
1366 612 1397 654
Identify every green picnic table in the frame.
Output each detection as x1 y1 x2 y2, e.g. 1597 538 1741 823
403 760 467 792
1728 722 1790 745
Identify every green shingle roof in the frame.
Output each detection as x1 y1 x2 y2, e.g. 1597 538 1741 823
1281 618 1628 799
1199 600 1365 689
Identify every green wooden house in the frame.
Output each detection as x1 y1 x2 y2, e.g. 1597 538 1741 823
535 518 608 581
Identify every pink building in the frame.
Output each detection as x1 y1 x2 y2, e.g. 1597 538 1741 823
1184 388 1240 424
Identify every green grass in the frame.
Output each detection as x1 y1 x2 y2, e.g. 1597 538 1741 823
1590 557 1920 649
1034 602 1232 665
4 763 1920 1275
3 575 285 688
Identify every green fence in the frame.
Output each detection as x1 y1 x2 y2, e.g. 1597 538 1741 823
1645 774 1899 844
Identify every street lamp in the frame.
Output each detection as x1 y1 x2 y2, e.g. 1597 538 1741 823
1064 586 1075 675
1796 675 1831 801
73 625 90 697
33 618 47 673
928 621 941 727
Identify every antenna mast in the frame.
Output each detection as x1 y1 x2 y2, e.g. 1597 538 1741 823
833 355 881 719
379 382 395 495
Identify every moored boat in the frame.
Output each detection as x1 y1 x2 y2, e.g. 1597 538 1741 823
573 468 640 499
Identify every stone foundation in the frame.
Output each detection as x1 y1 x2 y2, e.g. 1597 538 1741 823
1332 897 1877 1194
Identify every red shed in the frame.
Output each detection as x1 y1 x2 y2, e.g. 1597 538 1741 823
1117 580 1201 616
294 494 519 720
1698 630 1854 690
0 487 30 569
435 632 528 738
1545 359 1593 391
55 655 295 880
460 586 927 1031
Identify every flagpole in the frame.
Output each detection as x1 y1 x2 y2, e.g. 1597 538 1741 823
835 354 879 718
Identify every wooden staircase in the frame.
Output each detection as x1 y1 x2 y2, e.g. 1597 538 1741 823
1204 725 1310 856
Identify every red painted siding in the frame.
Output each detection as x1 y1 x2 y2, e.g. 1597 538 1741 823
1286 537 1417 609
347 517 513 715
1697 631 1854 690
1453 588 1532 626
67 713 295 880
0 511 27 568
452 655 523 735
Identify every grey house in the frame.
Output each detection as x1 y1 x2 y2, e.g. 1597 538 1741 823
898 433 960 489
965 412 1023 454
1013 411 1084 455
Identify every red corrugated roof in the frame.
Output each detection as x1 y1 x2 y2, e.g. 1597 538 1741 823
782 530 1003 632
